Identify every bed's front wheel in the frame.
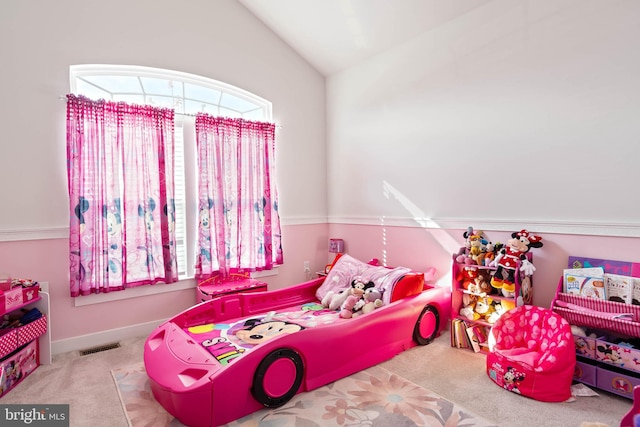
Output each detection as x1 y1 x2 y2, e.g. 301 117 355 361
413 305 440 345
252 348 304 408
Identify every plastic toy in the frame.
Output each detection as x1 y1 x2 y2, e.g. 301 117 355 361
144 254 450 427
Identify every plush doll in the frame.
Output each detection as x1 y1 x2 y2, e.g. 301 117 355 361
467 272 492 296
474 296 494 322
323 277 372 311
466 229 488 266
490 230 543 297
359 288 383 315
321 289 349 311
458 267 480 291
339 294 360 318
487 300 507 324
482 241 503 266
456 227 488 265
339 278 375 318
460 294 479 320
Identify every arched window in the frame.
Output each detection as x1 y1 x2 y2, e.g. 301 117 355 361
69 65 273 280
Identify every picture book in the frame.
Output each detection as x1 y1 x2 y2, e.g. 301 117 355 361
563 267 606 299
605 273 632 304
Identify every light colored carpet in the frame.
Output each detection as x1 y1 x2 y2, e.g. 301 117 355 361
112 362 497 427
0 333 632 427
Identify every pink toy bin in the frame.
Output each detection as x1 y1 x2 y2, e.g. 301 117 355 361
0 273 11 291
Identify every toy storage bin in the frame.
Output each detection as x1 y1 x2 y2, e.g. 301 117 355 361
574 358 597 387
0 340 39 397
0 285 40 313
574 334 599 358
0 274 11 291
0 315 47 359
594 333 640 374
596 365 640 399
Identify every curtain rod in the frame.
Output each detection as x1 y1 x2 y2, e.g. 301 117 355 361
59 95 281 126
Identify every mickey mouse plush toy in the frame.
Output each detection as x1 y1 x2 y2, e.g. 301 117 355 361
490 230 542 297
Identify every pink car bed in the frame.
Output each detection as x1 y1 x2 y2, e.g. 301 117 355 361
144 254 451 427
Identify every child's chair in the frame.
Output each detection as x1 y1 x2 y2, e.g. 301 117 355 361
486 305 576 402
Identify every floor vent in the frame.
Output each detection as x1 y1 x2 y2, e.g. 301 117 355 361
79 342 121 356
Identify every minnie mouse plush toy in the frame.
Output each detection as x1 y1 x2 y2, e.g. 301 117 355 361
490 230 542 297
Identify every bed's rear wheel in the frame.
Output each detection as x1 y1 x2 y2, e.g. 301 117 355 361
252 348 304 408
413 305 440 345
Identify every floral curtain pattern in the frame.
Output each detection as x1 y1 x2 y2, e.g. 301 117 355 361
66 94 177 296
195 114 283 278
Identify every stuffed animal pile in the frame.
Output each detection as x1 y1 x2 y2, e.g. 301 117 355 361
457 227 543 323
321 277 383 318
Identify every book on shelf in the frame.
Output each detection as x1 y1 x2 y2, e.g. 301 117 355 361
465 324 489 353
451 319 470 349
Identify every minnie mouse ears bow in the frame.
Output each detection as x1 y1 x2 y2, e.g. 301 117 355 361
516 229 542 243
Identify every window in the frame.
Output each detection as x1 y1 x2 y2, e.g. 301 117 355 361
70 65 273 280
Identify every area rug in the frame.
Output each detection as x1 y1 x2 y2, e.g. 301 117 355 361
112 363 497 427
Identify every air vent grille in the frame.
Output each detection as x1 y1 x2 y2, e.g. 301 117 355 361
79 342 121 356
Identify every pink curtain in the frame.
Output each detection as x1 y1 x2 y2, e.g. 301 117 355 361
66 94 178 296
195 114 283 278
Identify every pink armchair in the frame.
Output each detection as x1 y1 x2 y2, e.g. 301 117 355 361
486 305 576 402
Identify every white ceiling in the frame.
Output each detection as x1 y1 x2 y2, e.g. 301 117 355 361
238 0 491 76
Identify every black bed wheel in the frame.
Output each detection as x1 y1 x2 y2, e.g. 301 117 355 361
413 305 440 345
251 348 304 408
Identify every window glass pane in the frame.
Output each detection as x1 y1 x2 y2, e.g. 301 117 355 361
147 95 176 109
140 77 178 96
76 79 112 100
184 99 218 116
112 94 146 105
219 93 259 113
83 75 142 94
243 108 265 121
184 83 221 103
219 107 243 119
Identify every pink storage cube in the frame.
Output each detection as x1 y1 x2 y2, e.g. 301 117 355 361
0 329 19 359
16 316 47 347
0 274 11 291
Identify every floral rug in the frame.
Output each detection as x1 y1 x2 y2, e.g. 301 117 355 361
112 363 497 427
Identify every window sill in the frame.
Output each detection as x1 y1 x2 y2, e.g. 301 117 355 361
73 268 278 307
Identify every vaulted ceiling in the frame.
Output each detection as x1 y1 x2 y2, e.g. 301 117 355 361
238 0 491 76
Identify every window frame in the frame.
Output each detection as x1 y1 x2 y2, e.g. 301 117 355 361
69 64 273 284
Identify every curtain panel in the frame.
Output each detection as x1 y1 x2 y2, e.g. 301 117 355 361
195 114 283 278
66 94 178 296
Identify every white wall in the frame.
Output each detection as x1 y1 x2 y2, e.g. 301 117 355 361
0 0 328 349
326 0 640 235
0 0 328 233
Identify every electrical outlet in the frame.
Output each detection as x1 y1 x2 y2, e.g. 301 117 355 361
303 261 310 272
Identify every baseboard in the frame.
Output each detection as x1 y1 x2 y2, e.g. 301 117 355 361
51 318 168 356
